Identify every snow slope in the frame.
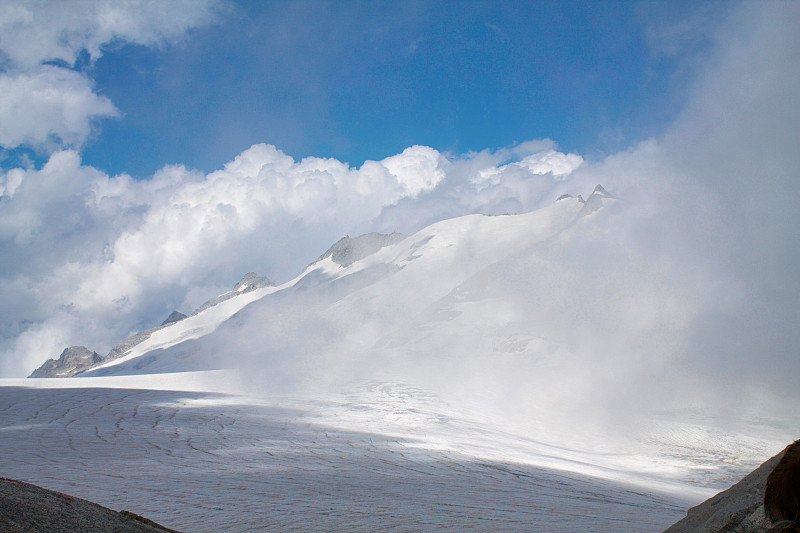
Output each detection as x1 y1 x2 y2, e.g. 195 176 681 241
83 193 587 377
2 373 700 532
5 188 795 531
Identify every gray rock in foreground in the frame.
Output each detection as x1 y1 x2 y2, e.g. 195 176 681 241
0 477 182 532
664 445 789 532
28 346 103 378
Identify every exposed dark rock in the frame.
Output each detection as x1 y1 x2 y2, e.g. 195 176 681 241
580 184 614 216
664 444 793 532
29 346 103 378
0 477 182 532
232 272 274 293
191 272 274 316
765 440 800 526
160 311 187 326
316 232 405 268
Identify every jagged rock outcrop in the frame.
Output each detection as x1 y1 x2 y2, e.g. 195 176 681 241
579 184 614 216
29 346 103 378
232 272 274 293
664 444 791 532
29 272 277 378
161 310 187 326
316 232 405 268
191 272 274 316
101 273 276 365
0 477 182 532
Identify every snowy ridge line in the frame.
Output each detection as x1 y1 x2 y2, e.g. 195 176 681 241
67 191 600 376
5 369 243 393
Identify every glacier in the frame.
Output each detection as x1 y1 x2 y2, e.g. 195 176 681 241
4 187 794 532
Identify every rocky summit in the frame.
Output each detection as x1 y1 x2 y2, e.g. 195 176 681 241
29 346 103 378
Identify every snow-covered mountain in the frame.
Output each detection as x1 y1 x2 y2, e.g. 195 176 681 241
30 183 794 465
47 186 599 379
10 185 795 531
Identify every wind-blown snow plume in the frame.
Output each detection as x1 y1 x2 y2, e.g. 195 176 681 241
207 1 800 440
0 138 583 376
1 0 798 454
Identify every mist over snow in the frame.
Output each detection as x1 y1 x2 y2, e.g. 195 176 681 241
0 0 798 449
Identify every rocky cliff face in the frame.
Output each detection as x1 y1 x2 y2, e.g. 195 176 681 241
29 346 103 378
664 444 791 532
315 232 405 268
161 311 187 326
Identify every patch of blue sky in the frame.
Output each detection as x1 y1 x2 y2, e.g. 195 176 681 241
46 1 717 178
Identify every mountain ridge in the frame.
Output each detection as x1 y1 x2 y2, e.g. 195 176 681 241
29 187 610 379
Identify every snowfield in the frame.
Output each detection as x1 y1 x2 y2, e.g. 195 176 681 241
0 372 790 532
2 373 704 532
5 191 795 531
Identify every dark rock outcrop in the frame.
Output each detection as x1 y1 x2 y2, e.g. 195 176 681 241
0 477 182 532
160 310 187 326
664 444 791 532
316 232 405 268
29 346 103 378
191 272 274 316
232 272 274 293
579 184 614 216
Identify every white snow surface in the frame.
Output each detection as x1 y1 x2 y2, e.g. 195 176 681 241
0 373 705 532
4 195 796 531
86 197 585 375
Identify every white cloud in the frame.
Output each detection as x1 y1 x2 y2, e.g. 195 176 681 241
0 140 580 376
0 0 221 152
380 145 446 196
0 0 221 68
0 66 118 150
0 0 797 432
517 150 583 178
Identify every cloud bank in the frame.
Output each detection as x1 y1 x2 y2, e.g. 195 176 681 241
0 0 221 151
0 140 583 376
0 0 798 414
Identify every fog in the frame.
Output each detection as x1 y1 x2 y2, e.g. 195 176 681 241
0 0 798 460
175 2 800 453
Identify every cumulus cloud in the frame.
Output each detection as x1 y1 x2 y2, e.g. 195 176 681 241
0 66 118 150
374 140 584 233
0 139 581 376
1 0 798 442
0 0 221 152
0 0 221 68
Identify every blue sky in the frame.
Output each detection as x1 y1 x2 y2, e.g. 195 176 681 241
6 1 711 177
1 1 798 380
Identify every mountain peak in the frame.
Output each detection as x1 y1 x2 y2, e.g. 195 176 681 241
161 310 187 326
191 272 274 317
233 272 274 293
316 232 405 268
591 184 613 198
29 346 103 378
580 184 614 215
